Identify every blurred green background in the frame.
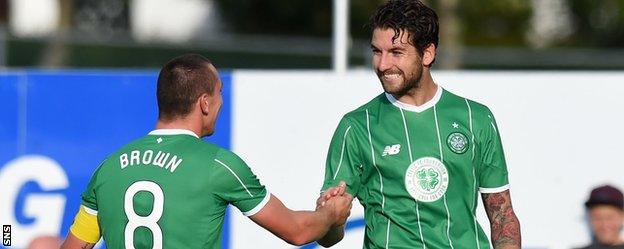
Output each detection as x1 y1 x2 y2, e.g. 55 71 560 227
1 0 624 69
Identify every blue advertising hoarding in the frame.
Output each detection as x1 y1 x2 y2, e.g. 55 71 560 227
0 70 231 248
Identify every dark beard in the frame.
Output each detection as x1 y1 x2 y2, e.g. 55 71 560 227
378 67 423 97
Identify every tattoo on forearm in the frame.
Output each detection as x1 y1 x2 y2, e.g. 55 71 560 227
80 243 94 249
482 190 521 249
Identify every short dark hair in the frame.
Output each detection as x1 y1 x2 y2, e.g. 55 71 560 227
370 0 439 55
157 54 216 121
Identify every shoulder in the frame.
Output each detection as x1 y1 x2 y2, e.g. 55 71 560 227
442 88 491 113
210 148 260 190
342 93 387 125
212 148 250 170
443 88 496 121
214 147 243 161
192 139 224 156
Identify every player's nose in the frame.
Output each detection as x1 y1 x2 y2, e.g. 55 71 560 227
377 53 394 72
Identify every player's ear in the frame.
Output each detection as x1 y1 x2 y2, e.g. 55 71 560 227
422 43 436 67
199 93 210 115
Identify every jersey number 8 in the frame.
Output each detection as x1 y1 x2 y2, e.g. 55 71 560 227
124 181 164 249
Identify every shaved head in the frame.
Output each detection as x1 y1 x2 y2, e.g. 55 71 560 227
157 54 218 121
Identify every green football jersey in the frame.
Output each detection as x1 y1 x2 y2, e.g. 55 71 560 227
81 129 269 249
322 86 509 249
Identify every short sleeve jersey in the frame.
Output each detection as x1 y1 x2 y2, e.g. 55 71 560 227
322 87 509 249
81 129 269 248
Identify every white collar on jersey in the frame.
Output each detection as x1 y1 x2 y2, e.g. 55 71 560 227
385 85 443 113
148 129 200 138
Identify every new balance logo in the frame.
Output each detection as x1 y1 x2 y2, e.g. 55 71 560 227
382 144 401 156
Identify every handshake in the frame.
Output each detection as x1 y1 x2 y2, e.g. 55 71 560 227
316 181 354 228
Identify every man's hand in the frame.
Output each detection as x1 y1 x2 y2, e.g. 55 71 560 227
315 181 351 247
317 181 347 209
316 181 352 227
320 192 353 227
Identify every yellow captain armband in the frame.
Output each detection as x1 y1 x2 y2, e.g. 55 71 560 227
69 205 101 243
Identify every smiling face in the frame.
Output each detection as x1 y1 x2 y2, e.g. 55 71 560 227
371 28 424 97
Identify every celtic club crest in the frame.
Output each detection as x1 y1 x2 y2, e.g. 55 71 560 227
417 168 439 191
447 132 469 154
405 157 449 202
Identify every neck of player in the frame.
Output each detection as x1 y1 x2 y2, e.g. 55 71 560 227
155 115 203 138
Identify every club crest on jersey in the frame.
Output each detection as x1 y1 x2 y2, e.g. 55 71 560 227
447 132 469 154
382 144 401 156
405 157 449 202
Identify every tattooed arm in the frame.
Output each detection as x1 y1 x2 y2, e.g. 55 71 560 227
60 233 95 249
482 190 521 249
